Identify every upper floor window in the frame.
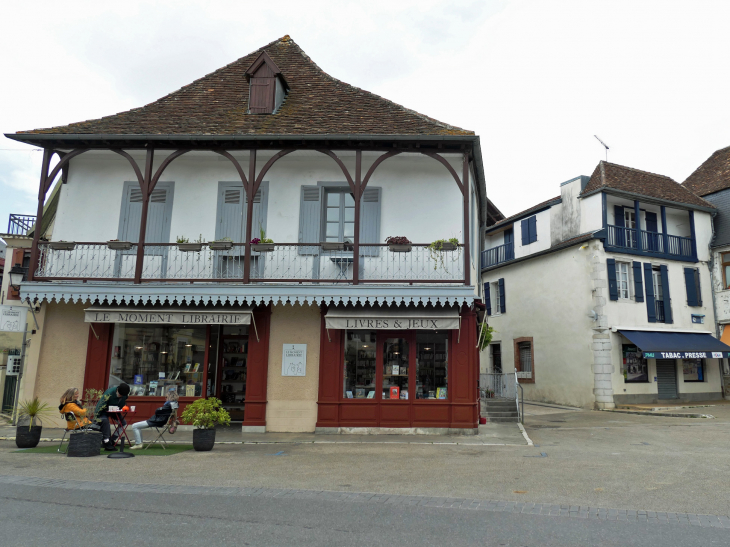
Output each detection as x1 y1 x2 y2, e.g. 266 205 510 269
521 216 537 246
723 253 730 289
616 261 631 300
324 189 355 242
245 51 288 114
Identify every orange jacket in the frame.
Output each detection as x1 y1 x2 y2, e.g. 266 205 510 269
59 402 91 430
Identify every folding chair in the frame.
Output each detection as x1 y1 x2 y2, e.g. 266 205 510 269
58 411 91 453
144 412 177 451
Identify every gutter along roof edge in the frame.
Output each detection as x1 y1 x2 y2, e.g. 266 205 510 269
484 197 563 235
580 187 717 213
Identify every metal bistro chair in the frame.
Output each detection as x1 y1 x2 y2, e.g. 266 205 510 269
58 411 92 453
144 411 178 451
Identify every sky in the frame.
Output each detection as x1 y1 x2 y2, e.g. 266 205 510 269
1 0 729 227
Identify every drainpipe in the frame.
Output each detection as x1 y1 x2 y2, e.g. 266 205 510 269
707 211 727 398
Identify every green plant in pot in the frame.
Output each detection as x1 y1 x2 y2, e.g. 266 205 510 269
428 237 460 272
180 397 230 451
15 397 55 449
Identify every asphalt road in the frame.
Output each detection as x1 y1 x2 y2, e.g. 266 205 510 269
1 481 728 547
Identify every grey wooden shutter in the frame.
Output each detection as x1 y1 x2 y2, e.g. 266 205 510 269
299 185 321 255
607 258 618 301
484 282 491 316
249 182 270 241
660 265 672 324
521 219 529 246
632 261 644 302
498 278 506 313
216 183 244 242
360 187 381 257
118 184 143 243
644 263 656 323
684 267 698 306
118 181 174 246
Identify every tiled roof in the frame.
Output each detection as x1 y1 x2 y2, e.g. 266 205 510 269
486 196 561 232
16 36 473 138
683 145 730 197
581 161 713 209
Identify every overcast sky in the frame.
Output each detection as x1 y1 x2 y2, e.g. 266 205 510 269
1 0 729 228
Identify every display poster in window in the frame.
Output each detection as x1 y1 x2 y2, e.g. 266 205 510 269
623 344 648 383
282 344 307 376
682 358 704 382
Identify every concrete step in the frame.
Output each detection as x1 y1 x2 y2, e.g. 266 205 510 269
485 411 519 417
486 416 519 423
483 402 517 408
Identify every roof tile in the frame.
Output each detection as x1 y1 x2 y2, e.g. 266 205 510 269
683 145 730 196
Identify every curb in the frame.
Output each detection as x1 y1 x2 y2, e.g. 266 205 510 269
518 423 534 446
599 409 715 419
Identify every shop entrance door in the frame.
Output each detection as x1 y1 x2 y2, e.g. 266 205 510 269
377 332 414 427
216 325 249 421
656 359 678 399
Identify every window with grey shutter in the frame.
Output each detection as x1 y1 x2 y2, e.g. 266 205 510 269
360 187 381 257
117 181 174 248
298 185 321 255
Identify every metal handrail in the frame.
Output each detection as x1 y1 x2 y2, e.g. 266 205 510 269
6 214 36 235
514 370 523 424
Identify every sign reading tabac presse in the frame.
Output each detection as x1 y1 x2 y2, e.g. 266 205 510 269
282 344 307 377
0 305 28 333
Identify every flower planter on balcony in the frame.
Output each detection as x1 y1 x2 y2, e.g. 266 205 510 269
178 243 204 252
208 241 233 251
48 242 76 251
251 243 275 253
107 241 133 251
388 244 412 252
438 242 458 251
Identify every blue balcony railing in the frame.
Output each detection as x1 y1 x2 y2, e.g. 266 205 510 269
655 300 665 323
481 242 514 269
6 214 36 235
606 225 693 259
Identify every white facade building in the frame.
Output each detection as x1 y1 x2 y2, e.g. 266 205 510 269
481 162 728 409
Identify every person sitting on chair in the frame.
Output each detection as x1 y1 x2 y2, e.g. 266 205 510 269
58 388 91 430
95 383 130 451
130 388 179 450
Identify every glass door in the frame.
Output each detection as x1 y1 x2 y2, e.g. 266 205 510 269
379 333 412 401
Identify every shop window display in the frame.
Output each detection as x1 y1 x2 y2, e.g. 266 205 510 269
110 325 206 396
682 358 705 382
416 332 448 399
622 344 648 383
343 331 376 398
382 338 409 400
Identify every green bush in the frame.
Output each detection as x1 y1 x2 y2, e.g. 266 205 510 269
180 398 230 429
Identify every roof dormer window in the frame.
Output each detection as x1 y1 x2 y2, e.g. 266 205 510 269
245 51 288 114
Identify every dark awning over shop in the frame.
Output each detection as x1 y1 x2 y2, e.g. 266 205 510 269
618 330 730 359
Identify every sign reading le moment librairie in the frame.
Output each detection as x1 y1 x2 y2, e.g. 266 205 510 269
0 305 28 333
84 309 252 325
282 344 307 377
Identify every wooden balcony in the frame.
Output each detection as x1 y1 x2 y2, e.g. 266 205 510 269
33 242 466 285
481 242 514 269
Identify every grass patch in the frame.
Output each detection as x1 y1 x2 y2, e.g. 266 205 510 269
15 444 195 456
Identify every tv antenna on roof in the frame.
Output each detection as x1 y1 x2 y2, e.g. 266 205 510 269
594 135 610 162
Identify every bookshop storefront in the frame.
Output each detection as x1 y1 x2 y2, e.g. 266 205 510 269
316 305 479 432
83 306 271 426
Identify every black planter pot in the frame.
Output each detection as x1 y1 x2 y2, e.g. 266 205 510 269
192 428 216 451
16 425 42 449
67 431 102 457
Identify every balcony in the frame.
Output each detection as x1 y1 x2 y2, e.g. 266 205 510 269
605 225 694 260
481 242 514 269
655 300 666 323
6 214 36 236
33 242 465 284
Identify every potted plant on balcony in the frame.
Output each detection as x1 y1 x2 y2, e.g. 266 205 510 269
428 238 460 271
48 240 76 251
209 236 233 251
251 228 275 252
321 238 353 252
106 239 133 251
177 235 205 252
180 397 231 451
385 236 412 252
14 397 55 449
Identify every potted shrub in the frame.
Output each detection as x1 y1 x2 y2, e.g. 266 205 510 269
428 238 460 271
180 397 231 451
48 240 76 251
385 236 412 252
15 397 54 449
209 237 233 251
107 239 133 251
177 235 205 252
251 228 275 252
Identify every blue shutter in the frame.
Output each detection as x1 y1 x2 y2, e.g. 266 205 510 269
607 258 618 301
498 278 506 314
632 261 644 302
684 267 698 306
645 212 658 251
695 269 702 306
644 263 656 323
484 282 491 316
660 265 672 324
521 219 529 246
360 187 381 257
645 212 657 232
503 228 513 244
529 216 537 243
299 185 321 256
614 206 625 246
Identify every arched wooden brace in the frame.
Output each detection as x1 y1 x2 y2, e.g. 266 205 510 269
214 150 250 193
44 148 89 195
315 149 356 195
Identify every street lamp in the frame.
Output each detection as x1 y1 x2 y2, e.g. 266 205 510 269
9 265 27 291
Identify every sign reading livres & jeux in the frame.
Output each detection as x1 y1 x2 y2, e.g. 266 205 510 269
84 309 252 325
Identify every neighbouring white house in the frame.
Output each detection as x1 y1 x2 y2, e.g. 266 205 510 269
683 145 730 398
3 35 506 432
481 161 729 409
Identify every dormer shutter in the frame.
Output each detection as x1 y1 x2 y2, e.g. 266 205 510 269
245 51 286 114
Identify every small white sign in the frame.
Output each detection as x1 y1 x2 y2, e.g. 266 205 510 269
282 344 307 377
0 305 27 333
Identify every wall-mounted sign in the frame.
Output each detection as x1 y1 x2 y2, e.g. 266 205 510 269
691 315 705 324
84 307 252 325
282 344 307 377
0 305 27 333
643 351 729 359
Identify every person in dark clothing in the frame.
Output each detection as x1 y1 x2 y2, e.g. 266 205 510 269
130 388 179 449
95 383 130 450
